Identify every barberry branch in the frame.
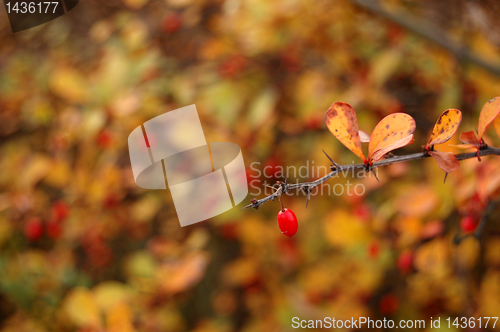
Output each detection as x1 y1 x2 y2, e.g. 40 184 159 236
243 146 500 210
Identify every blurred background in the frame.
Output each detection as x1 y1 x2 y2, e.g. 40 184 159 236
1 0 500 331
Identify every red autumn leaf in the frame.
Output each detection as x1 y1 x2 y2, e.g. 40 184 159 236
459 131 481 147
428 151 460 173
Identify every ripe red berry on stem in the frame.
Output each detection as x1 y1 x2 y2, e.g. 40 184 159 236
277 208 298 237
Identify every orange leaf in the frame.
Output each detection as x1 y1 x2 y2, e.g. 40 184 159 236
494 115 500 139
325 102 367 163
426 109 462 149
368 113 416 163
459 131 480 146
478 97 500 139
428 151 460 173
449 144 478 149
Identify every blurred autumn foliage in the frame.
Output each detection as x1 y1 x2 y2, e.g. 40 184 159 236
2 0 500 331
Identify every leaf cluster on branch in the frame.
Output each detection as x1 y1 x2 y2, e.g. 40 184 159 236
244 97 500 219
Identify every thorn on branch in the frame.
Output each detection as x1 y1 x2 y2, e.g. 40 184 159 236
243 147 500 211
364 163 379 182
322 149 340 170
443 172 448 184
277 179 289 195
302 186 311 208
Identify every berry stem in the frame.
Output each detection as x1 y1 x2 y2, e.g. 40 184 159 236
278 194 285 212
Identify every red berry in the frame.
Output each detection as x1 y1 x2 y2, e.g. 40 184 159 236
96 130 112 149
24 217 43 241
103 193 119 209
367 241 380 259
162 13 182 34
51 200 69 222
277 208 298 237
460 215 478 234
221 223 239 240
304 116 322 130
397 250 413 274
218 54 247 79
46 220 62 239
379 293 399 315
281 46 302 72
353 204 370 222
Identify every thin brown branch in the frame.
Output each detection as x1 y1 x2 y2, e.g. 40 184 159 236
243 146 500 210
351 0 500 76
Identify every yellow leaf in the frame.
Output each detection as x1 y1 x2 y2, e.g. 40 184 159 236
494 114 500 139
397 185 438 218
478 96 500 139
130 195 162 223
426 109 462 148
247 88 278 128
323 210 370 247
325 102 367 163
94 282 133 312
414 239 449 275
368 113 416 163
49 67 89 103
63 287 101 328
222 257 258 287
122 0 149 9
368 49 402 87
20 155 52 189
479 271 500 322
106 302 136 332
159 252 210 294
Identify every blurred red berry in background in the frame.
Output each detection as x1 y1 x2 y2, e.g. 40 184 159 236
51 200 70 222
96 130 113 149
460 215 478 234
368 241 380 259
24 217 43 242
46 220 62 239
379 293 399 315
397 250 413 275
218 54 247 79
162 13 182 34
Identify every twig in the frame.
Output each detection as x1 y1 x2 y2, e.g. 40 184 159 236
243 146 500 210
350 0 500 76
